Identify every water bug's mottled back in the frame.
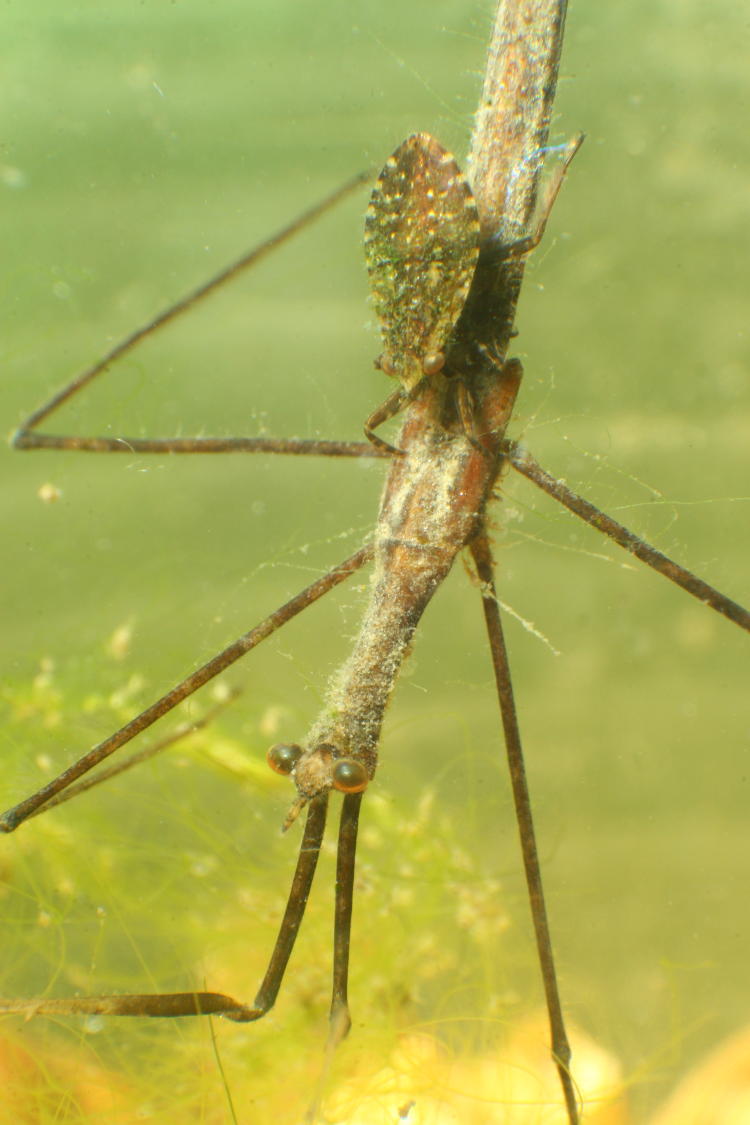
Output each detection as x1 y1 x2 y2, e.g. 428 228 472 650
364 133 480 391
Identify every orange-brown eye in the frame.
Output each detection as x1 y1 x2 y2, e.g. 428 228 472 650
331 758 369 794
421 351 445 376
267 743 303 776
376 353 397 377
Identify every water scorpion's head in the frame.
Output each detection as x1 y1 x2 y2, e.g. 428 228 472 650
267 741 369 828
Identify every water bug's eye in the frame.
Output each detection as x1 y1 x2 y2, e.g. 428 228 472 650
267 743 303 776
377 353 397 377
331 758 369 794
422 351 445 376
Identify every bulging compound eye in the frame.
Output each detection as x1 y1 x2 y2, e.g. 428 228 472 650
421 351 445 377
331 758 369 794
267 743 303 777
375 353 397 377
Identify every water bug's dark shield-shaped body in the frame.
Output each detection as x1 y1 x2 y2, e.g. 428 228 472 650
364 133 480 391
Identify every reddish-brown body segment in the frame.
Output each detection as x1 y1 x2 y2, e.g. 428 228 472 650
291 362 521 807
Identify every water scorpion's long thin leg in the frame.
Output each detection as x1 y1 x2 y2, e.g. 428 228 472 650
4 4 749 1124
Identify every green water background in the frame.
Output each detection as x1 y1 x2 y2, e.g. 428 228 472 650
3 1 749 1120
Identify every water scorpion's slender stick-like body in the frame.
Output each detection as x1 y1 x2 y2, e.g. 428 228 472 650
5 4 748 1124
